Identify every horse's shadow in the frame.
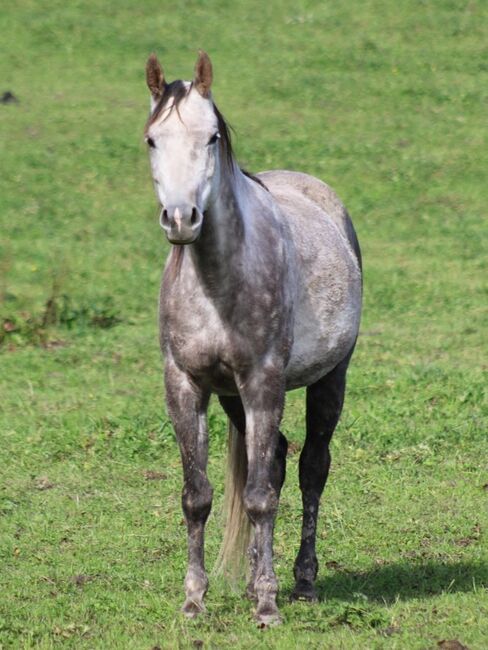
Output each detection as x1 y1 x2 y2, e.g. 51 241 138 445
287 560 487 604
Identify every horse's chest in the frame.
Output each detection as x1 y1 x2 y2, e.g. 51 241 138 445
164 299 224 359
160 249 292 393
161 290 234 383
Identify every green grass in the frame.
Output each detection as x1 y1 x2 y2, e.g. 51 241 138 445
1 0 487 647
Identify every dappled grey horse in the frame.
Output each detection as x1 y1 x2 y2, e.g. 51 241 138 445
144 51 362 625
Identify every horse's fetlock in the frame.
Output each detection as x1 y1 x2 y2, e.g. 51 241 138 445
185 568 208 595
255 573 278 596
294 553 318 582
243 487 277 521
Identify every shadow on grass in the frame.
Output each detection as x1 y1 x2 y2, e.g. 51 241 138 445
308 560 488 603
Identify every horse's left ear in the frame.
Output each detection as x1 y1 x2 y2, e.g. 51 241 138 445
194 50 212 97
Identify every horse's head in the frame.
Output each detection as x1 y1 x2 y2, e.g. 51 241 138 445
145 51 225 245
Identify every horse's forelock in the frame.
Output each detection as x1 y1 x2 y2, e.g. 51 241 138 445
147 79 190 128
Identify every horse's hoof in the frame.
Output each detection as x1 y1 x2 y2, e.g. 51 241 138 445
290 581 318 603
255 611 282 628
181 599 206 618
255 603 282 627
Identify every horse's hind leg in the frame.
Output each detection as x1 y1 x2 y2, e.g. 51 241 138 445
291 355 350 602
165 357 212 617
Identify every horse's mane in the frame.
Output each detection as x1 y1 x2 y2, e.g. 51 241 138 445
147 80 267 190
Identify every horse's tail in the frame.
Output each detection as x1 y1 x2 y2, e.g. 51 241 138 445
214 419 251 578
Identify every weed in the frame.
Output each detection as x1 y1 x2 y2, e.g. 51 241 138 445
0 287 122 348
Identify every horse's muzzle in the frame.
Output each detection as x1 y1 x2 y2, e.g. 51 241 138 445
160 205 203 244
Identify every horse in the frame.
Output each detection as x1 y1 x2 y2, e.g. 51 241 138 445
144 50 362 626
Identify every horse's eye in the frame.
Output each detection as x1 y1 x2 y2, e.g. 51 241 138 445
146 137 156 148
208 132 221 146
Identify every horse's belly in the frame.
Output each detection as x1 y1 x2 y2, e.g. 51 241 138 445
285 238 362 389
285 305 359 389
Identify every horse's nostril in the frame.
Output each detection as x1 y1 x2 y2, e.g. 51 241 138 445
191 208 198 225
161 208 169 225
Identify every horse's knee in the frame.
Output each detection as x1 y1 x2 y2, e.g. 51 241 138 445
182 479 213 523
243 486 278 523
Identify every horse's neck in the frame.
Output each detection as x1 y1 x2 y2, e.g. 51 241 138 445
188 165 249 290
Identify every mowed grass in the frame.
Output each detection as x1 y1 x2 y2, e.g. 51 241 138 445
1 0 487 648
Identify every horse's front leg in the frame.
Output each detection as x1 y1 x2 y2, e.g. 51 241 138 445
238 365 285 626
165 358 212 618
246 430 287 602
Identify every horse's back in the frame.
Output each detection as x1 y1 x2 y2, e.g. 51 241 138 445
258 170 361 268
257 170 362 389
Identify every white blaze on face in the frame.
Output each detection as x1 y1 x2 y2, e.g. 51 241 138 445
146 84 221 214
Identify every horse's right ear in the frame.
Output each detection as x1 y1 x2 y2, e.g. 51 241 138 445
146 54 165 100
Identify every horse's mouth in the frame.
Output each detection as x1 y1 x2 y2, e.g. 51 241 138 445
166 233 200 245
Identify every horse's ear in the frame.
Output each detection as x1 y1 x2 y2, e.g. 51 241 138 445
146 53 165 100
194 50 212 97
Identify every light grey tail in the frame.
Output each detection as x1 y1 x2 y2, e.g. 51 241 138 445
214 419 251 578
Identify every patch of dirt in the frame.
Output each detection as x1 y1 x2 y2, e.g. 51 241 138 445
71 574 96 587
143 470 167 480
325 560 345 571
454 524 481 547
34 476 55 491
287 441 301 456
43 339 68 350
437 640 469 650
1 91 19 104
53 623 90 639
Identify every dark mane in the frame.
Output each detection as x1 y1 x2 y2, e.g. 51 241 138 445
146 80 267 191
212 102 234 172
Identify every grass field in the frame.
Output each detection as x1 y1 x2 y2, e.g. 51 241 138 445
1 0 487 648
